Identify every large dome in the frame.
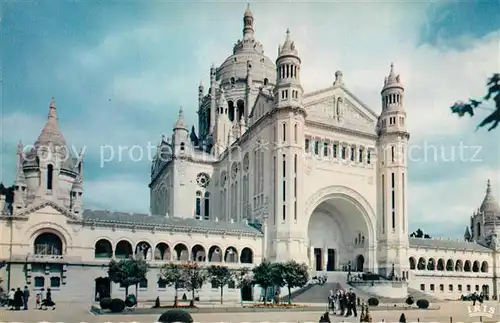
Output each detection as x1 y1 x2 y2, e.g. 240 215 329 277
216 5 276 87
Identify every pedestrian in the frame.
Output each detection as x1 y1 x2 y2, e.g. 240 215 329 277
39 288 46 310
42 288 55 310
23 286 30 310
14 288 23 310
35 293 41 309
8 288 14 309
399 313 406 323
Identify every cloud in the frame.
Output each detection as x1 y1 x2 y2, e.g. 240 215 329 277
1 1 499 234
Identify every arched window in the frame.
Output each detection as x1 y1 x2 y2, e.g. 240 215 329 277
195 191 202 219
294 123 298 143
204 192 210 220
237 100 245 122
34 232 63 256
47 164 54 190
476 222 481 237
282 123 286 142
264 78 269 85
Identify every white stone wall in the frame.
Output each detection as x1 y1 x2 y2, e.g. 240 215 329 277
408 246 495 300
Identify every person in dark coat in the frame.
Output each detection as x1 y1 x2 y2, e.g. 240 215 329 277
23 286 30 310
399 313 406 323
41 288 55 310
319 312 331 323
13 288 23 310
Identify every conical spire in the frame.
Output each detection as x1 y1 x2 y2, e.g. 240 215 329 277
278 28 298 57
34 97 67 148
383 63 403 89
174 106 188 130
243 3 254 40
480 179 500 215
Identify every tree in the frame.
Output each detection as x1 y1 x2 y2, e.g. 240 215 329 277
159 263 184 306
252 260 274 304
107 258 148 298
180 261 206 307
207 265 233 304
410 228 431 239
234 267 252 306
280 261 309 304
451 73 500 131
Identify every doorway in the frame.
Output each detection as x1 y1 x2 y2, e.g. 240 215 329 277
95 277 111 301
241 285 253 301
356 255 365 272
314 248 322 271
326 249 335 271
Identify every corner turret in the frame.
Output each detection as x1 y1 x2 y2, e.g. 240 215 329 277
172 107 190 157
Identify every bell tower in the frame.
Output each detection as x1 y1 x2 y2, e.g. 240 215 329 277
271 29 308 263
376 63 410 278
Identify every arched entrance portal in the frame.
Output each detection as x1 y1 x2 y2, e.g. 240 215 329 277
95 277 111 301
306 187 375 273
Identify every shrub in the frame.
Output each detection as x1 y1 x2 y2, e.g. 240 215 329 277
125 294 137 308
158 309 194 323
406 296 414 305
99 297 112 309
109 298 125 313
367 297 379 306
416 299 429 309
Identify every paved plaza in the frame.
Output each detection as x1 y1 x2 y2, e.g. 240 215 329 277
1 301 499 323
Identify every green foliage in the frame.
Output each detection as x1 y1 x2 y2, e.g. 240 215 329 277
109 298 125 313
451 73 500 131
409 228 431 239
180 262 206 292
107 258 148 296
270 261 309 304
252 260 275 304
207 265 233 304
234 267 252 288
158 309 194 323
99 297 112 309
159 263 184 291
416 299 429 309
367 297 379 306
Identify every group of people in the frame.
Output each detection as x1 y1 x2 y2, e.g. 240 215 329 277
328 288 357 317
5 286 55 310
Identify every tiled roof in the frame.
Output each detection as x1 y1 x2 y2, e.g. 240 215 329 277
409 237 492 252
82 209 262 235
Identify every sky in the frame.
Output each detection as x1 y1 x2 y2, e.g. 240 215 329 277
1 0 499 239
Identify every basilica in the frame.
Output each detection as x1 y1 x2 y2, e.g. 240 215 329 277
0 5 499 303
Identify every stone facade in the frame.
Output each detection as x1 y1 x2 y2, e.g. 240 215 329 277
0 4 499 303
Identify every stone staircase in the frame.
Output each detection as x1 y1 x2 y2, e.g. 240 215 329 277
407 287 439 302
291 282 342 304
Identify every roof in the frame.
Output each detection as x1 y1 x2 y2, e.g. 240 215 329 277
82 209 263 235
409 237 492 253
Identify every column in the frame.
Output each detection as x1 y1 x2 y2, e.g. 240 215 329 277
322 247 328 271
309 246 314 269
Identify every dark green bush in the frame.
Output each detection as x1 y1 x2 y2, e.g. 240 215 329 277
99 297 112 309
125 294 137 307
367 297 379 306
109 298 125 313
405 296 414 305
416 299 429 309
158 309 194 323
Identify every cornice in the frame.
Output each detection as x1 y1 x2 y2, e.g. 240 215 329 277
305 120 377 141
69 218 263 238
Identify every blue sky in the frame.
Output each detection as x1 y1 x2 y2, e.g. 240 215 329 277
1 1 499 238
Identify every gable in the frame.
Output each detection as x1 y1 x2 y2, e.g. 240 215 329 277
16 200 78 220
303 86 378 133
249 90 273 122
